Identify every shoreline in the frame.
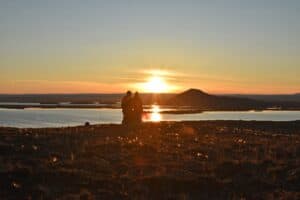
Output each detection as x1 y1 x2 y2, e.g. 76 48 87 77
1 120 300 130
1 104 300 113
1 120 300 131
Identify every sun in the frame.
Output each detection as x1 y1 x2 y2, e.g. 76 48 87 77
143 76 169 93
132 69 180 93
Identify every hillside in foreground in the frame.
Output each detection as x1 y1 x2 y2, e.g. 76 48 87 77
0 121 299 199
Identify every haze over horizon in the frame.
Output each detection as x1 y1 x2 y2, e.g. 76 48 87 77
0 88 299 96
1 0 299 94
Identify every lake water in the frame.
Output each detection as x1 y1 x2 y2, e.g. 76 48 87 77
0 107 299 128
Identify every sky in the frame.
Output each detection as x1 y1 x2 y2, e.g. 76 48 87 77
0 0 299 94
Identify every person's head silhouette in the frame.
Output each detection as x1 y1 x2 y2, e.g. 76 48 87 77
134 92 139 98
126 91 132 96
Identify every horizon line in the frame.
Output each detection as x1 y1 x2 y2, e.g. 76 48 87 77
0 92 299 96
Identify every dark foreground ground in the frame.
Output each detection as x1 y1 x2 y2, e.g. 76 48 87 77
0 121 300 199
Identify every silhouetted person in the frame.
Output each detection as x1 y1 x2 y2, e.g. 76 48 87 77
133 92 143 124
121 91 133 125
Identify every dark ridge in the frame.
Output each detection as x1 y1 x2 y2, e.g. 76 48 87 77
168 88 270 110
180 88 209 96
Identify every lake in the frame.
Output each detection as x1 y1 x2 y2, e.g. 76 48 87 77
0 106 299 128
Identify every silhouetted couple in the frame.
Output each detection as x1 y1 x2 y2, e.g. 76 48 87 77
121 91 143 126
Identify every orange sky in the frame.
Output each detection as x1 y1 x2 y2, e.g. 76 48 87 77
0 1 299 94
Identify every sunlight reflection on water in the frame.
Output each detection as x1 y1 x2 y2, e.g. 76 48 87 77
145 105 162 122
1 107 300 128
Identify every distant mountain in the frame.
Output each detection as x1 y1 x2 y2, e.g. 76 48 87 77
167 89 270 110
1 90 300 110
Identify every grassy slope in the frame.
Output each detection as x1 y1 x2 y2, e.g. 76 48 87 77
0 121 300 199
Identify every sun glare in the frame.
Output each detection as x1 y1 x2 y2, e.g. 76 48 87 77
143 76 169 93
133 69 179 93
